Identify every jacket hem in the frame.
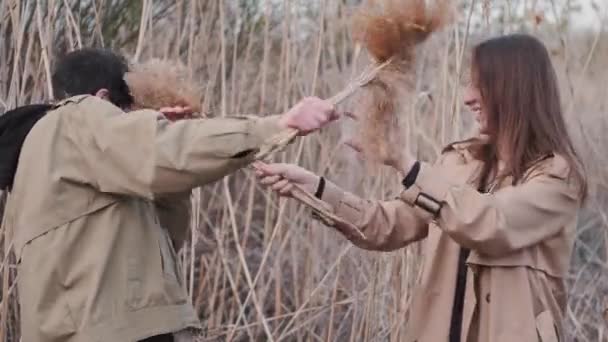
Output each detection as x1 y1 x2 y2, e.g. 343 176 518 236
81 303 202 342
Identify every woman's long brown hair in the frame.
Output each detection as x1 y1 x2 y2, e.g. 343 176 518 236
471 34 587 199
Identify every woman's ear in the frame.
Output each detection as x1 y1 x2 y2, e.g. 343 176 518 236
94 88 110 101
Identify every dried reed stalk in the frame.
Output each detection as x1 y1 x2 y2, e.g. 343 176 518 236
124 59 205 115
254 0 450 238
122 0 450 245
253 62 391 239
123 57 362 237
121 2 449 241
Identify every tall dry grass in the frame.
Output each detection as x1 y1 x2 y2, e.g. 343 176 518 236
0 1 607 341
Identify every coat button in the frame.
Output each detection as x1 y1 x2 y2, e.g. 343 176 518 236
485 293 491 303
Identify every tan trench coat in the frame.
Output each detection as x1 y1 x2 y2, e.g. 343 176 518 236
316 138 580 342
3 95 287 341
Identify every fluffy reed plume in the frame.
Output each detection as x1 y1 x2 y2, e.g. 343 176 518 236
124 59 204 115
351 0 450 163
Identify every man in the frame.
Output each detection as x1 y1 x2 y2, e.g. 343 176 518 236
1 48 338 341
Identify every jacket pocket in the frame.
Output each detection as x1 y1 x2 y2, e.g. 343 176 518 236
158 228 182 283
158 228 188 305
536 310 559 342
126 256 144 309
18 243 78 339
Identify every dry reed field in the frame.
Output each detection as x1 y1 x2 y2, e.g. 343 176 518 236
1 0 607 341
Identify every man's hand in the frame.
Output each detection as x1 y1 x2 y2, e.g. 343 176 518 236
159 106 195 121
252 161 320 197
279 97 339 136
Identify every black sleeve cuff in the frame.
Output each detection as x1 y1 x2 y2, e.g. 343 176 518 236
401 161 421 189
314 177 326 198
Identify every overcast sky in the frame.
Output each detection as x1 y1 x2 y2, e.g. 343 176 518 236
571 0 606 29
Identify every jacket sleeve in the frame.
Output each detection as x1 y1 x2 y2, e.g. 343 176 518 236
400 155 580 257
60 96 287 199
155 191 191 250
313 179 429 251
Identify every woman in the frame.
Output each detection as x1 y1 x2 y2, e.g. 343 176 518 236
254 34 586 341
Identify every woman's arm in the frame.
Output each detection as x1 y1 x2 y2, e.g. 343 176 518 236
318 179 429 251
254 162 428 252
400 155 580 257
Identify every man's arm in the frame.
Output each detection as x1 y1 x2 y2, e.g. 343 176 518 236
59 95 335 199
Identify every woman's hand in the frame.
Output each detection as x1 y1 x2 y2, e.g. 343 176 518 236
252 161 320 197
344 112 416 176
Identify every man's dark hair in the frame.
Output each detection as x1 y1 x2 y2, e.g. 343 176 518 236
52 48 133 108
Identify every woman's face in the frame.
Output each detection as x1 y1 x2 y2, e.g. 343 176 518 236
463 77 488 133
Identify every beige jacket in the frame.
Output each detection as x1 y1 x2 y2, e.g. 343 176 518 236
316 139 580 342
3 95 288 342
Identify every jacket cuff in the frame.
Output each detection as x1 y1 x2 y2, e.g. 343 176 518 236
318 179 366 226
249 115 290 145
400 162 451 217
320 179 344 210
